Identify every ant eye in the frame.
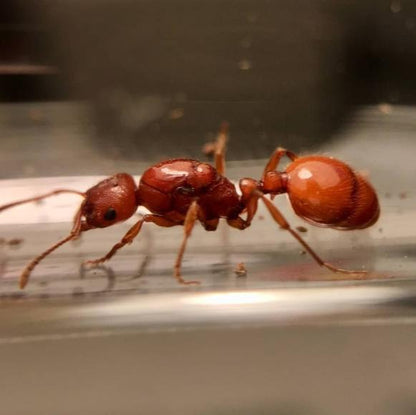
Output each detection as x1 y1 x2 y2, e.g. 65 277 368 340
104 208 117 221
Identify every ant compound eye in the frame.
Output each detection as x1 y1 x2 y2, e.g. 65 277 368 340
104 207 117 221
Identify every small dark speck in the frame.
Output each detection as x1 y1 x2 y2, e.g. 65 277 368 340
299 250 306 255
296 226 308 233
378 228 383 233
202 141 216 156
384 192 391 199
72 287 85 297
234 262 247 277
9 292 25 300
399 192 408 199
39 293 50 299
8 238 23 248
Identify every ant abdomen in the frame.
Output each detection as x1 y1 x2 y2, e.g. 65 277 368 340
333 174 380 229
286 156 379 230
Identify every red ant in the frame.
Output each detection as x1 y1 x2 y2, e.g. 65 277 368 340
0 123 379 289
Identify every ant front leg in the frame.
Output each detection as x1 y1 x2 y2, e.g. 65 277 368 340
83 214 177 266
83 218 145 266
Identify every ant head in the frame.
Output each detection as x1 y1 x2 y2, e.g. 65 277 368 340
82 173 138 229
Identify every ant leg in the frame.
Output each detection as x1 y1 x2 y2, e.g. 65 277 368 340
262 148 298 181
0 189 85 212
84 218 145 266
19 201 86 289
214 122 229 176
228 180 260 228
203 122 229 176
257 192 367 276
84 214 177 266
174 200 201 285
227 216 248 229
132 224 153 280
197 207 219 231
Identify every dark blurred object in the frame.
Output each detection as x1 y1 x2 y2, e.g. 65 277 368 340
1 0 416 158
0 0 63 101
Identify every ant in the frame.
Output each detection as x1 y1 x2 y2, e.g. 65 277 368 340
0 123 379 289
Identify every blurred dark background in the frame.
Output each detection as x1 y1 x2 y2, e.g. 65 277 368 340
0 0 415 160
2 4 416 415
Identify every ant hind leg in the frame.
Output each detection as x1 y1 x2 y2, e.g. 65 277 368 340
262 148 298 181
256 192 368 277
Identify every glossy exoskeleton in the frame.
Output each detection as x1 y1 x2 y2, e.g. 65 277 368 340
0 123 379 288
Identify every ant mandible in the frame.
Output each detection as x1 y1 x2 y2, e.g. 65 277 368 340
0 123 379 289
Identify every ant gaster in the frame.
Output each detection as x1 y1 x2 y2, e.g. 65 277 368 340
0 123 379 289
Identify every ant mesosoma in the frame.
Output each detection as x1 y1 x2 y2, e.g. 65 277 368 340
0 123 379 289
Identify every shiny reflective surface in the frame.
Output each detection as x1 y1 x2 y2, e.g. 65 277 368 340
2 0 416 410
287 156 380 228
1 104 416 415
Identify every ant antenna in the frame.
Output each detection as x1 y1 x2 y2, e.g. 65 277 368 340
19 201 86 289
0 189 85 213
